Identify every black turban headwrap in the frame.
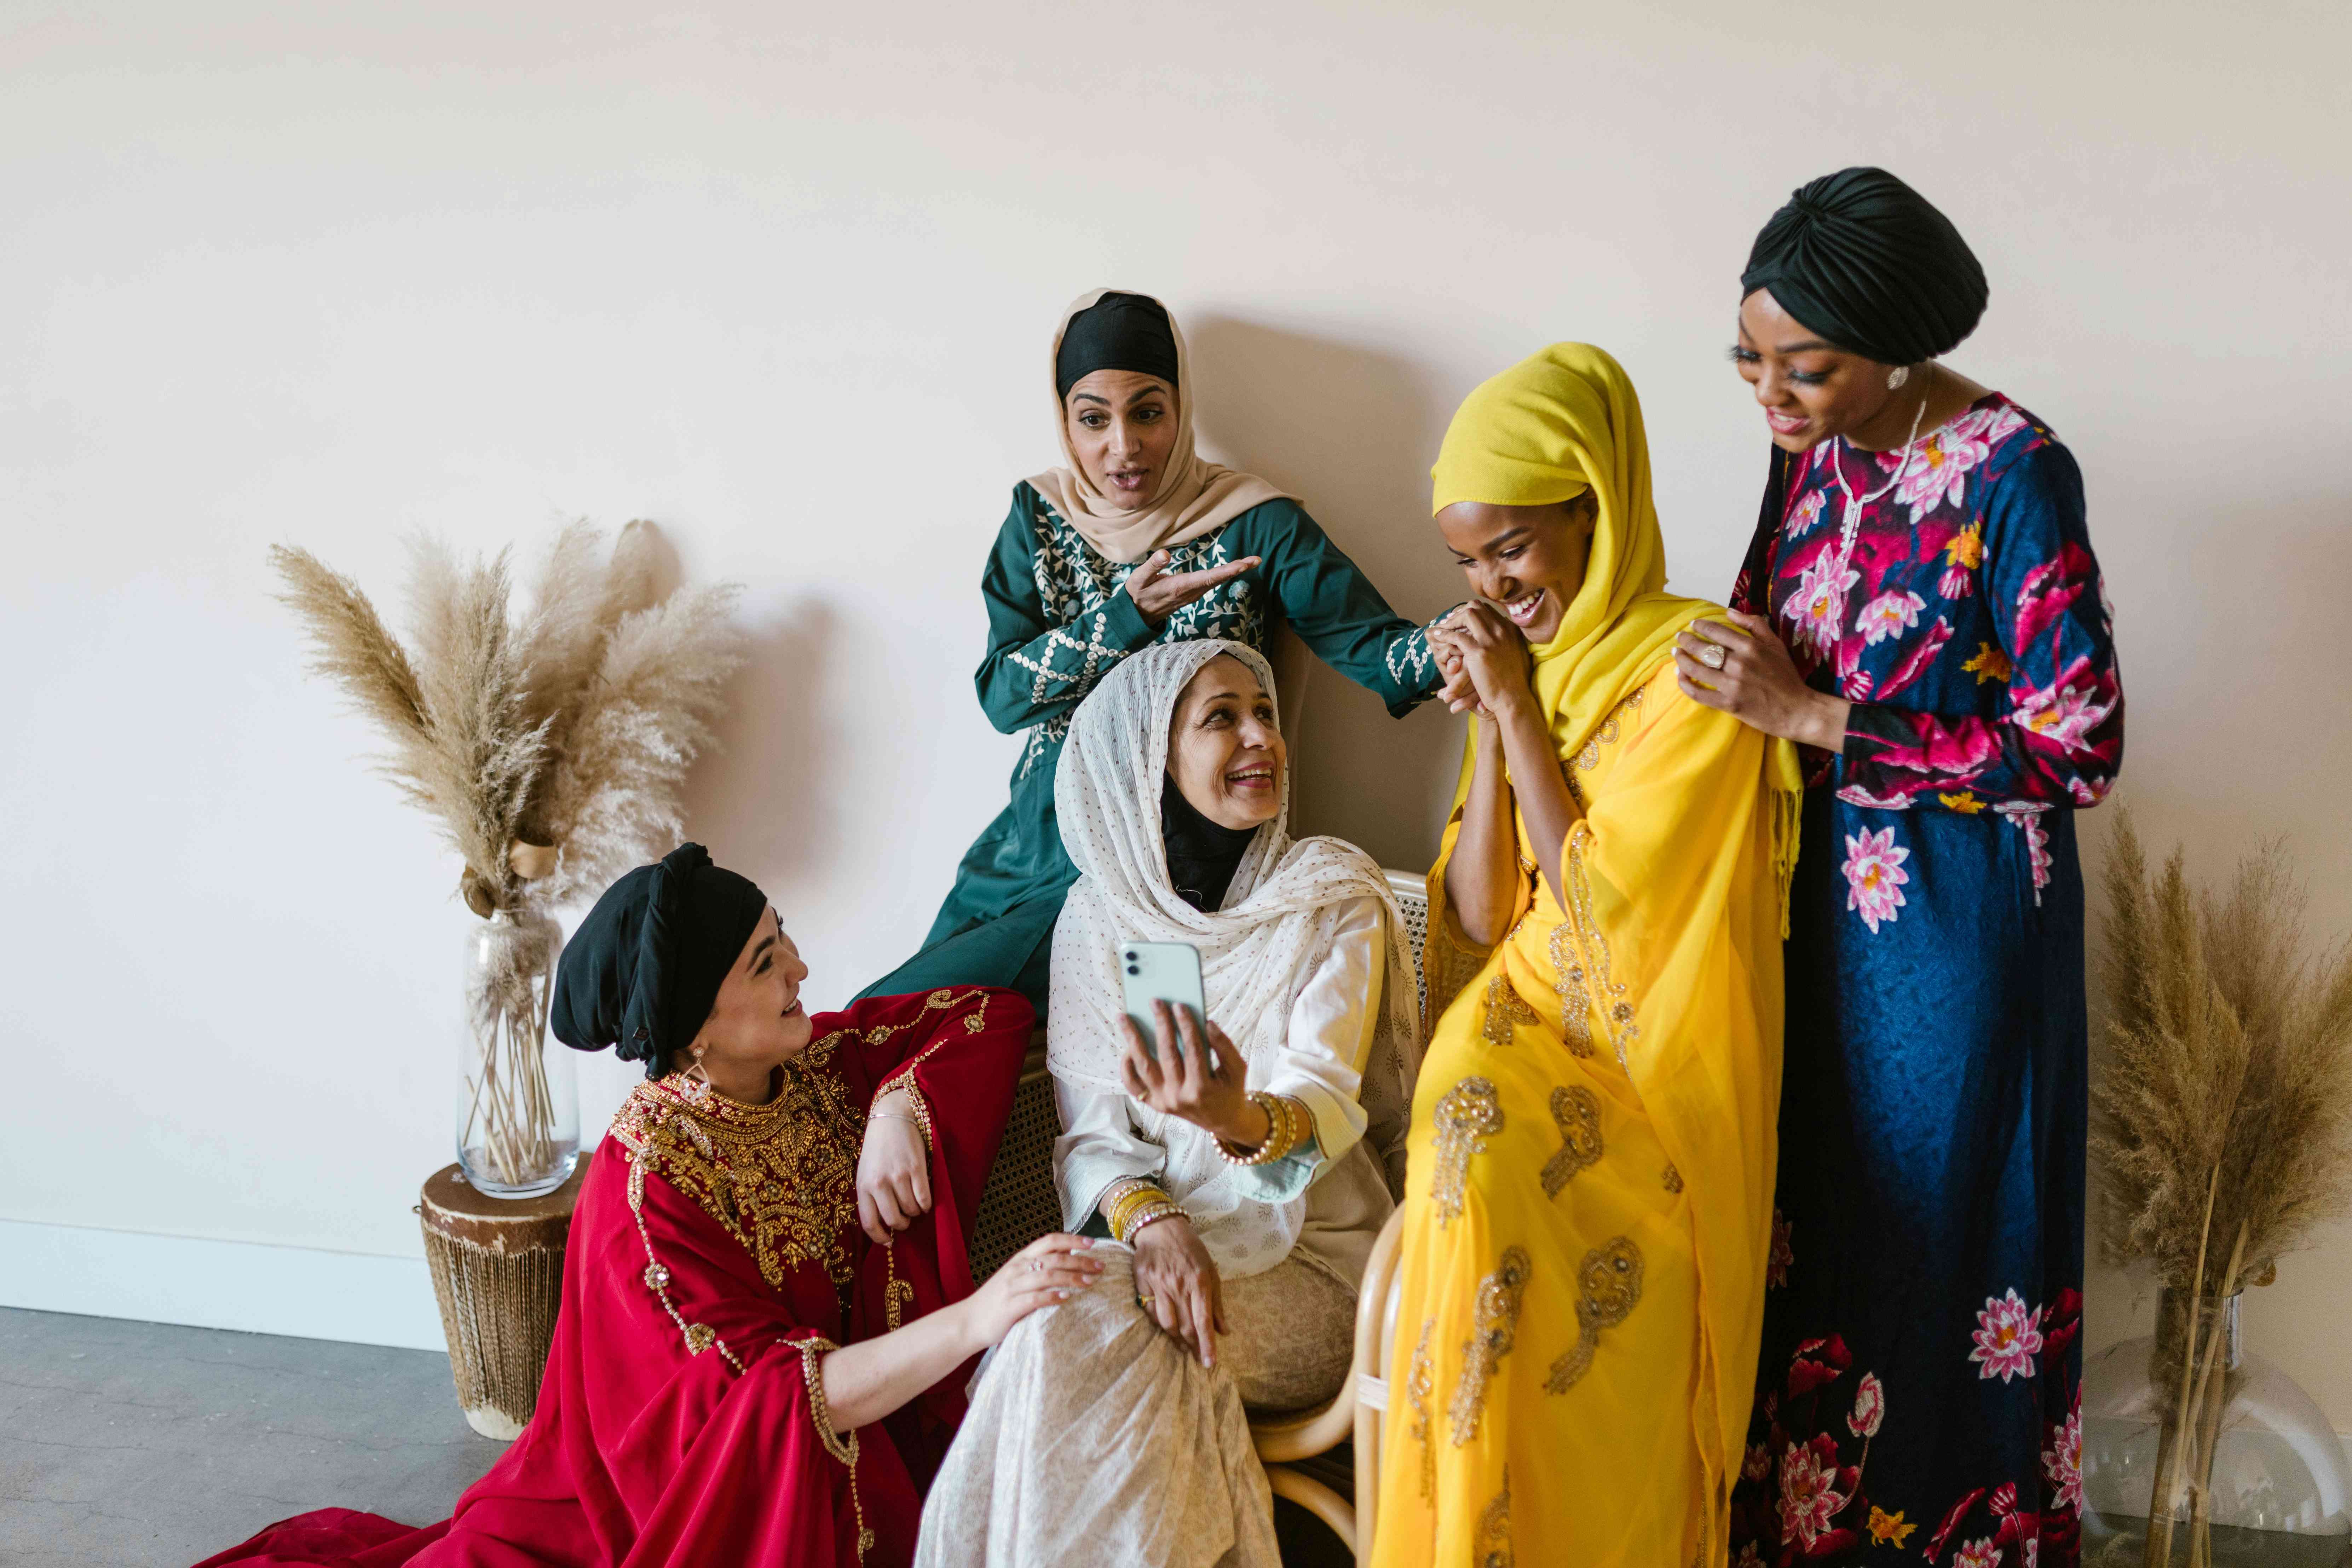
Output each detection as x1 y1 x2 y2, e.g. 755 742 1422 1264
551 843 770 1079
1054 290 1180 402
1741 167 1988 367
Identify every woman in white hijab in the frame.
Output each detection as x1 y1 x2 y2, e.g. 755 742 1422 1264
917 639 1421 1568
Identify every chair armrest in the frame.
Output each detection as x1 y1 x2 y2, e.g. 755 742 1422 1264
1250 1205 1408 1464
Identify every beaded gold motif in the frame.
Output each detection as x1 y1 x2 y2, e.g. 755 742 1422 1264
1540 1085 1603 1199
1573 686 1645 773
1405 1319 1436 1500
1561 823 1641 1070
1474 1465 1514 1568
1448 1245 1530 1446
1544 923 1595 1057
1662 1161 1684 1194
796 1336 874 1560
1430 1078 1503 1230
613 1043 867 1292
1544 1235 1644 1393
1480 973 1536 1049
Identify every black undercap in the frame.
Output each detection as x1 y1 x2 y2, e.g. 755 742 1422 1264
1161 773 1256 914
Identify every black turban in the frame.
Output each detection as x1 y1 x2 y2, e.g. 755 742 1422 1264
1741 167 1988 367
551 843 769 1079
1055 291 1180 402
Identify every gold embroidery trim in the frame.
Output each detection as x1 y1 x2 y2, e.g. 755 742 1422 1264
1540 1086 1603 1199
1448 1244 1530 1446
1475 1465 1514 1568
623 1152 746 1374
1561 822 1640 1071
1480 973 1537 1049
1544 1235 1644 1392
1572 686 1645 773
1429 1078 1502 1230
1545 923 1595 1057
1662 1161 1684 1194
795 1336 874 1562
1405 1319 1436 1501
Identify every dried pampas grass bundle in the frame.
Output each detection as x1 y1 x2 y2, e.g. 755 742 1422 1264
272 521 743 1191
271 520 744 918
2092 807 2352 1558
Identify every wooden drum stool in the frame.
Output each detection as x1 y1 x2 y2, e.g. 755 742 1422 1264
417 1161 587 1439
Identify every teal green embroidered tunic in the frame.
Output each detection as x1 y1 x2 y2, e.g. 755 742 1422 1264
859 482 1443 1008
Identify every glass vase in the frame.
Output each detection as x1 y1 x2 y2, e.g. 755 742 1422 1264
455 907 579 1199
2080 1289 2352 1564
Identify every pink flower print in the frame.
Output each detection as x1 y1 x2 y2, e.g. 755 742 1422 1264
1742 1441 1772 1483
2044 1395 2083 1514
2014 663 2118 755
1848 1371 1885 1438
1776 1435 1852 1550
1786 548 1860 655
1939 523 1984 599
2024 1542 2040 1568
1788 488 1828 538
1768 1206 1794 1288
1998 808 2054 904
1969 1289 2045 1383
1857 589 1927 646
1887 425 1991 519
1953 1538 2002 1568
1842 827 1910 934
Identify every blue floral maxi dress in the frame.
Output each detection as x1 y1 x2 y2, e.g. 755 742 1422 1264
1725 395 2123 1566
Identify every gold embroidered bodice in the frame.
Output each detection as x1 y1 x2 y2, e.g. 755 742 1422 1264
611 1039 866 1291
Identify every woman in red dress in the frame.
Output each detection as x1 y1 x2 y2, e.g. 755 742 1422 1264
196 843 1099 1568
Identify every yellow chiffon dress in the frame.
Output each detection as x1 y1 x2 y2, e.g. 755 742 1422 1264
1372 663 1788 1567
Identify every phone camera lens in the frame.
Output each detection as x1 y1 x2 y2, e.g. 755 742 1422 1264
1125 964 1140 976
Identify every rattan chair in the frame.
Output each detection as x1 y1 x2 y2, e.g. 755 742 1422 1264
963 867 1431 1562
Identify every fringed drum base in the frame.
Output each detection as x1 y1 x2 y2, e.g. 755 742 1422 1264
418 1161 586 1439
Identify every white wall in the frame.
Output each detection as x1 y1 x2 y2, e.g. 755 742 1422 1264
4 0 2349 1422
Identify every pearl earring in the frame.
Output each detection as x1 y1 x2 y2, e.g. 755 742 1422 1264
1886 365 1911 390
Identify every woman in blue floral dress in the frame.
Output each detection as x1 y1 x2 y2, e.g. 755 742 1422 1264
1672 170 2122 1565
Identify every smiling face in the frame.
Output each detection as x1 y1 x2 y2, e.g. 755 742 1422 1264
1436 495 1595 644
1730 287 1912 452
1166 654 1285 831
686 905 813 1096
1064 369 1180 511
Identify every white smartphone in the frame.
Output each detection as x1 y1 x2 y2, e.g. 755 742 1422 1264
1119 940 1205 1059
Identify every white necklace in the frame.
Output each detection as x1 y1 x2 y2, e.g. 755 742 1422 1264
1825 378 1936 594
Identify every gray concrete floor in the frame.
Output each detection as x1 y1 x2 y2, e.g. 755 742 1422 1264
0 1307 504 1568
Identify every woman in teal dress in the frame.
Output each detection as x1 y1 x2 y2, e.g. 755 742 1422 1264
862 289 1451 1010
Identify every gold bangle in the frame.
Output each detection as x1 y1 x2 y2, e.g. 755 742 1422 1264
1218 1091 1307 1166
874 1075 934 1151
1102 1178 1173 1242
1120 1201 1187 1244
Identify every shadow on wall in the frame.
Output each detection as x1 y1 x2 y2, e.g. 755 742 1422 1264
1187 313 1471 874
679 597 839 902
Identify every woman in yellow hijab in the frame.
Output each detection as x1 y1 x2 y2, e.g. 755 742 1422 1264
1370 345 1801 1566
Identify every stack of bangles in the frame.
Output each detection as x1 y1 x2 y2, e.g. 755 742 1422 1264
1216 1090 1307 1166
1101 1178 1186 1245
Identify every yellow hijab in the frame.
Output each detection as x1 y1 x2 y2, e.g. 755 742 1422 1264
1432 342 1803 907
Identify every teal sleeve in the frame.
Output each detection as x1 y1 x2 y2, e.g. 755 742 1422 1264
973 488 1158 735
1251 501 1443 717
1224 1131 1324 1203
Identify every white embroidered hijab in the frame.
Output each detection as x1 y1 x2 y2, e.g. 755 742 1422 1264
1047 639 1423 1272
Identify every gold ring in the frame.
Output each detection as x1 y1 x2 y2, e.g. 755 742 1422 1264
1137 1293 1156 1309
1699 641 1728 670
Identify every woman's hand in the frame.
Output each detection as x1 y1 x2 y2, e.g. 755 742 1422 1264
1673 611 1850 751
1434 636 1485 716
956 1234 1104 1351
1121 549 1263 627
1131 1216 1226 1367
1118 1002 1265 1149
855 1087 931 1245
1430 602 1535 720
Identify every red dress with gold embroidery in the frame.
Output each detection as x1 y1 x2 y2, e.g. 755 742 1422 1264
193 988 1031 1568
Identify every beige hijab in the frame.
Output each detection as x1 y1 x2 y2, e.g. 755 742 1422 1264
1029 288 1289 565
